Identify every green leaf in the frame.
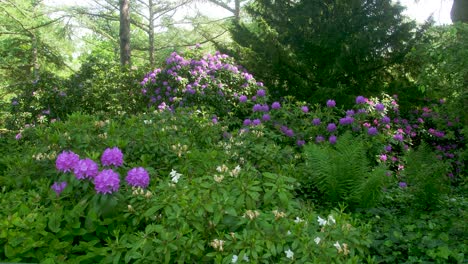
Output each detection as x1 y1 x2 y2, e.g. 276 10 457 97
48 213 61 233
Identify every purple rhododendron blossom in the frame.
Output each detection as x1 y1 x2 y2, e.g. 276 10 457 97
316 135 325 143
301 106 309 113
399 182 407 188
385 145 392 152
15 133 22 140
381 116 391 124
312 118 321 126
368 127 378 136
339 116 354 125
243 119 252 126
326 100 336 108
257 89 266 97
356 96 366 104
271 102 281 109
51 181 67 196
297 140 305 146
252 119 261 126
346 109 355 116
73 158 99 180
375 103 385 111
327 123 337 132
56 151 80 173
394 133 404 142
262 114 271 121
329 135 337 145
253 104 262 112
101 147 124 167
94 169 120 194
126 167 150 188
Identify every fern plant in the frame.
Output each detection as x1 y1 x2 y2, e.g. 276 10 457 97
403 142 450 210
300 132 388 209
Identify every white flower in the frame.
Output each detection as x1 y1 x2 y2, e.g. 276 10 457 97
169 169 182 183
214 174 224 183
294 217 304 223
314 237 321 244
243 255 249 262
317 216 327 226
287 230 292 236
231 255 238 263
334 241 343 253
210 239 225 251
285 249 294 259
230 165 241 177
328 215 336 225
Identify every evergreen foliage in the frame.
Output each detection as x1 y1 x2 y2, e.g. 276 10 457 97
223 0 422 105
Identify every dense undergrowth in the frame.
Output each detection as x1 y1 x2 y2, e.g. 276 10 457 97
0 46 466 263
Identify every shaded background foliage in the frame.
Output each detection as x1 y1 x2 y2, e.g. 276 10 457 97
220 0 425 107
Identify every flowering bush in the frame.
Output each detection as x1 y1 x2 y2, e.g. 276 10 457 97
139 47 264 120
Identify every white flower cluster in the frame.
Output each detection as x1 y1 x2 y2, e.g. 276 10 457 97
317 215 336 226
169 169 182 183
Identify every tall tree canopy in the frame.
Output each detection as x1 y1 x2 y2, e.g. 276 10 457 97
223 0 422 105
0 0 72 89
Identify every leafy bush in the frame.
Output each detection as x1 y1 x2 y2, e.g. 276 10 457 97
363 191 467 263
402 142 450 210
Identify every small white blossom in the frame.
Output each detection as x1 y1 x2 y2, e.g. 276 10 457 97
314 237 321 244
169 169 182 183
231 255 238 263
210 239 225 251
230 165 241 177
285 249 294 259
294 217 304 223
287 230 292 236
243 255 249 262
317 216 327 226
334 241 343 253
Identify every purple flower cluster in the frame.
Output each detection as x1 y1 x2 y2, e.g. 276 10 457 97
53 147 152 196
327 123 337 132
356 96 366 104
73 158 99 179
101 147 124 167
368 127 378 136
126 167 150 188
339 116 354 125
56 151 80 172
140 50 264 116
271 102 281 110
94 169 120 194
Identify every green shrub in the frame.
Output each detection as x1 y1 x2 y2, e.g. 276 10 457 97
402 142 451 210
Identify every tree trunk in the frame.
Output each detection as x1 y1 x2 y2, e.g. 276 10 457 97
149 0 155 68
451 0 468 23
234 0 240 21
119 0 131 67
32 34 39 81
